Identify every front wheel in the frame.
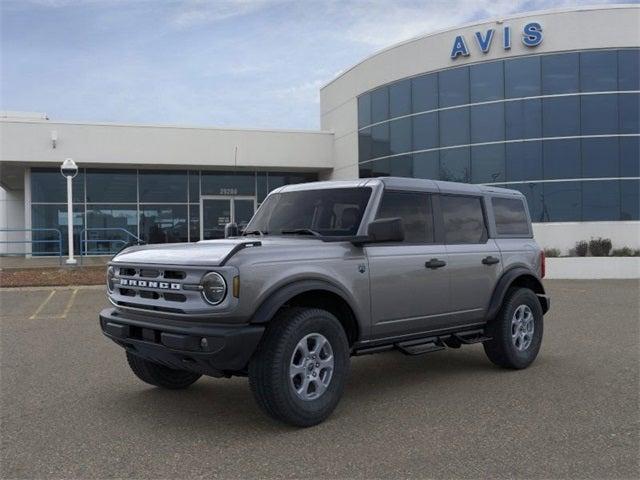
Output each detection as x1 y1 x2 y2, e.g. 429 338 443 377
248 307 350 427
483 287 544 369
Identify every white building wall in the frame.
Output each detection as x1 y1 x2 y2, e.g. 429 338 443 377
533 221 640 255
0 120 335 171
0 186 26 254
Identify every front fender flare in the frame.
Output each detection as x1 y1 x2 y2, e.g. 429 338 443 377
249 279 360 325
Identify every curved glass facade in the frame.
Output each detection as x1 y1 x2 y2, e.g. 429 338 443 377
357 48 640 222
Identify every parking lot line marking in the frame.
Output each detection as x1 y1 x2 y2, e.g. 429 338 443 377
29 290 56 319
58 288 78 319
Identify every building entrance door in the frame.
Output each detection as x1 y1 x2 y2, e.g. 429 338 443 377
200 196 257 240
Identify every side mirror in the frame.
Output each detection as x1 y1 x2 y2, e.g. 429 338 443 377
365 217 404 243
224 222 239 238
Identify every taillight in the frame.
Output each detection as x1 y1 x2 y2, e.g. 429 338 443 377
540 250 546 279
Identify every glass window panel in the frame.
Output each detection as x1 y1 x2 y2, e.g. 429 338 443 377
581 94 618 135
412 112 438 151
440 147 470 183
470 61 504 102
582 181 620 221
266 172 317 193
189 204 200 242
359 128 373 162
543 139 581 180
439 67 469 108
388 155 413 177
188 171 200 203
201 172 255 196
542 182 581 222
371 123 390 158
358 94 371 128
542 52 579 94
359 163 374 178
389 79 411 118
621 179 640 220
505 99 542 140
580 51 618 92
31 204 84 255
619 93 639 134
139 205 188 244
470 103 504 143
389 117 412 155
139 170 187 203
256 172 268 203
370 86 389 123
369 159 391 177
492 197 530 235
506 141 543 182
413 151 440 180
505 56 541 98
441 195 487 244
86 169 137 203
376 191 434 243
439 108 469 147
511 183 544 223
86 205 138 254
620 136 640 177
542 97 580 137
582 137 619 178
412 73 438 113
31 168 85 203
618 49 640 91
471 144 505 183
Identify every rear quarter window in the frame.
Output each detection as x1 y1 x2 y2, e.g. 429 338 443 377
492 197 531 236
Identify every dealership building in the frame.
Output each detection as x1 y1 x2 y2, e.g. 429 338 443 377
1 5 638 257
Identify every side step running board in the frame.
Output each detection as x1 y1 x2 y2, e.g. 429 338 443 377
451 329 492 344
396 338 445 356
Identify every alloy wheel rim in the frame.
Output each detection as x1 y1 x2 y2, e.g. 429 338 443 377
289 333 334 401
511 304 534 351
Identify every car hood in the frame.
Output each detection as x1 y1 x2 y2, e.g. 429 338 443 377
111 237 333 266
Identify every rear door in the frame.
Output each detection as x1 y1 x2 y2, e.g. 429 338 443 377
366 190 451 339
440 194 503 326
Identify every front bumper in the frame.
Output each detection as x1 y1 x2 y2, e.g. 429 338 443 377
99 308 264 376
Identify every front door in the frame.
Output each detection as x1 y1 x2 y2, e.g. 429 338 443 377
200 196 256 240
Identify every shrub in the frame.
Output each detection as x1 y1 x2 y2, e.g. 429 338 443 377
574 241 588 257
611 247 640 257
589 237 612 257
544 248 561 257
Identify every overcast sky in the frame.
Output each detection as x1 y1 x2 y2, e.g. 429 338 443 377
0 0 630 129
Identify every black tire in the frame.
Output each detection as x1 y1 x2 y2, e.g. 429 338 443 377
248 307 350 427
126 351 202 389
483 287 543 369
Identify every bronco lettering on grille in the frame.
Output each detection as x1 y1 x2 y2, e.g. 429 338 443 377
119 279 181 290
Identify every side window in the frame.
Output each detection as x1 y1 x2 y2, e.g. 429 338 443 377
492 197 530 236
376 191 434 243
441 195 487 244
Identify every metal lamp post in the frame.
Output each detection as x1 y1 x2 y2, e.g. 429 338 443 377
60 158 78 265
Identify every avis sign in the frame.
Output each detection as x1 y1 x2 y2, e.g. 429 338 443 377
450 22 543 59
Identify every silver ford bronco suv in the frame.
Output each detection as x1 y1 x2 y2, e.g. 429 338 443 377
100 177 550 427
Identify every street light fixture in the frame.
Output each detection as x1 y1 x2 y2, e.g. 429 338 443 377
60 158 78 265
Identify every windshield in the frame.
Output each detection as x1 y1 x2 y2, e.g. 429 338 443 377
244 187 372 237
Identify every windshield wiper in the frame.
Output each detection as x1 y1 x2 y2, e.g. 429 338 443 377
281 228 322 238
242 229 267 236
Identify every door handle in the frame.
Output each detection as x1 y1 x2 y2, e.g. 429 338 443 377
482 256 500 265
425 258 447 269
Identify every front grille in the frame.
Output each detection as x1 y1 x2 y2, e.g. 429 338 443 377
110 263 211 315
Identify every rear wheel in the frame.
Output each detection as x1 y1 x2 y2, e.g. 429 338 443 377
248 307 350 427
483 287 543 369
126 352 202 389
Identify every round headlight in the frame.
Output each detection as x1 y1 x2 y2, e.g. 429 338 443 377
201 272 227 305
107 266 116 293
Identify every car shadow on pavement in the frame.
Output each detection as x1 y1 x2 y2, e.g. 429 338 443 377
105 346 518 433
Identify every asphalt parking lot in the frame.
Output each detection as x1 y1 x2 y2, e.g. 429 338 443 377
1 280 638 479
